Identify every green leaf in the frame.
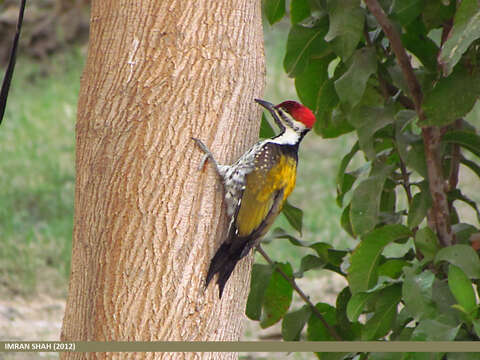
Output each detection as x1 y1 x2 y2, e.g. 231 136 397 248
391 306 415 341
295 57 331 111
337 173 356 207
282 200 303 235
309 242 331 261
335 287 355 340
448 353 480 360
414 227 440 262
350 175 384 235
324 0 364 60
391 0 424 26
362 284 402 340
348 106 395 160
296 254 325 277
380 179 396 216
284 20 330 77
394 109 417 163
291 0 311 24
334 47 377 109
341 203 354 237
422 67 480 126
435 244 480 279
348 224 412 293
422 0 456 30
295 54 351 139
411 317 461 341
402 266 436 321
406 143 428 179
263 0 286 25
378 259 409 279
271 227 307 246
388 63 410 96
307 303 337 340
407 191 431 229
432 278 461 325
281 305 311 340
336 142 359 207
473 319 480 338
402 25 438 72
438 0 480 76
246 264 274 320
314 90 354 138
443 130 480 158
369 354 404 360
327 248 349 269
452 223 479 245
259 113 275 139
346 292 371 322
448 264 478 319
350 160 395 236
260 262 294 328
337 142 359 186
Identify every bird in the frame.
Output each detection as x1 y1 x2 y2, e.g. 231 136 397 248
193 98 316 298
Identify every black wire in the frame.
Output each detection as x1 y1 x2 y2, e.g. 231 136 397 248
0 0 27 126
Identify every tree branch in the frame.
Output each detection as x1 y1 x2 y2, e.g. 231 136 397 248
256 245 343 341
364 0 454 247
364 0 424 116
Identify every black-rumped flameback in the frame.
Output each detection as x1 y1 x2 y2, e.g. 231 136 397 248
193 99 316 298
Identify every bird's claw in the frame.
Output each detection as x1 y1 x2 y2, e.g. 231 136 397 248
192 137 211 172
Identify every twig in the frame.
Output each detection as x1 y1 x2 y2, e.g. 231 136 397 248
399 159 413 205
256 245 343 341
364 0 454 247
447 119 462 194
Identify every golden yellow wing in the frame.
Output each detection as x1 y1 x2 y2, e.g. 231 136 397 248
235 153 297 238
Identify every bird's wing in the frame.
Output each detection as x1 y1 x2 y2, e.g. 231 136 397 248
234 152 297 240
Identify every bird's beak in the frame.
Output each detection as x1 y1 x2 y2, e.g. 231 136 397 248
255 98 275 112
255 98 284 131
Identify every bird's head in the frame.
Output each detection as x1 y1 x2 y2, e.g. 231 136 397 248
255 99 316 134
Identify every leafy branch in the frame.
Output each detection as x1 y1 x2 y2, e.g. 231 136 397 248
257 245 342 341
364 0 454 247
249 0 480 349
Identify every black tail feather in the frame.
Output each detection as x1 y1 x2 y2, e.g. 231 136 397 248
216 259 237 298
206 240 249 298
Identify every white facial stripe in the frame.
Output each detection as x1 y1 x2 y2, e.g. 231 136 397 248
269 127 300 145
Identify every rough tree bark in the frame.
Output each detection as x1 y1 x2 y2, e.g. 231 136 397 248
61 0 265 357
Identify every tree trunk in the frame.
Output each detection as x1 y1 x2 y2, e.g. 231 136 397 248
61 0 265 357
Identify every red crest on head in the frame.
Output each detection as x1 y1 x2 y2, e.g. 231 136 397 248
276 101 316 129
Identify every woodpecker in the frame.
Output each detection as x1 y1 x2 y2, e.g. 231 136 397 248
193 99 316 298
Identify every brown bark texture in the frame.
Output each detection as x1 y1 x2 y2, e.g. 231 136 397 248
60 0 265 357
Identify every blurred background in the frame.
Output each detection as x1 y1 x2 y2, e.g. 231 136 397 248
1 1 477 358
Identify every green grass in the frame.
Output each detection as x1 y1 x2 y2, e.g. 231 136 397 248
0 49 83 295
